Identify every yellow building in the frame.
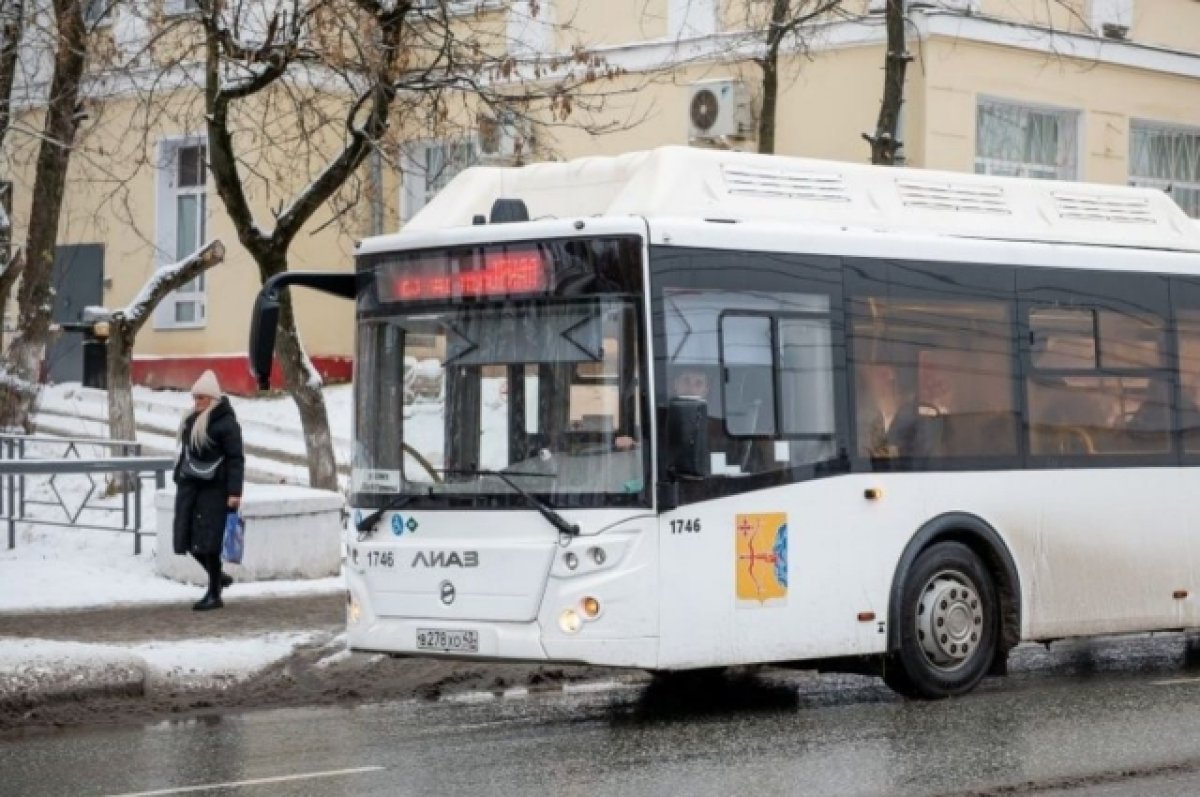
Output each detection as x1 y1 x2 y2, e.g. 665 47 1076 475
3 0 1198 392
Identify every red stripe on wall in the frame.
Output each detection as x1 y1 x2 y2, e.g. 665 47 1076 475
131 355 353 396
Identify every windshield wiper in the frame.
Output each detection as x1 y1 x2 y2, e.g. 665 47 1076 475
438 468 580 537
356 493 418 537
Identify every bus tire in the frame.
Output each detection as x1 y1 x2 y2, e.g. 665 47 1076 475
884 541 997 699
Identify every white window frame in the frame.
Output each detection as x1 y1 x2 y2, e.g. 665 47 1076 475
154 135 209 330
400 136 480 224
1129 119 1200 219
974 96 1081 181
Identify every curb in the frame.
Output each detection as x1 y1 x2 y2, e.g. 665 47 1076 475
0 643 147 710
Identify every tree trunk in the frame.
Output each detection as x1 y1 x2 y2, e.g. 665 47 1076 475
105 322 136 492
0 248 25 354
0 0 88 428
0 0 23 153
106 324 136 445
258 251 337 490
865 0 909 166
756 0 790 155
758 56 779 154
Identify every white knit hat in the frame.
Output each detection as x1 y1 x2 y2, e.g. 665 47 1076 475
190 369 222 399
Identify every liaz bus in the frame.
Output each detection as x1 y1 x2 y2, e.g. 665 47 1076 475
249 147 1200 699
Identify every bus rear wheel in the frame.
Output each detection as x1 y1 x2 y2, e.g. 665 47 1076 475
884 542 997 699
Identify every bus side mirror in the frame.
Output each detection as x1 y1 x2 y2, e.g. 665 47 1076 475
249 289 280 391
667 397 709 479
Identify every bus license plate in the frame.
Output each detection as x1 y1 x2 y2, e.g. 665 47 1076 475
416 628 479 653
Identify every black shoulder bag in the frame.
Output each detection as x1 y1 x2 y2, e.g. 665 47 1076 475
180 447 224 481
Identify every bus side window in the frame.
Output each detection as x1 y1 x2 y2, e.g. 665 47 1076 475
1026 305 1169 456
852 295 1017 461
1174 305 1200 454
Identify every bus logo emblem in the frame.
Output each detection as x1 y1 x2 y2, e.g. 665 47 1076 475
440 581 456 605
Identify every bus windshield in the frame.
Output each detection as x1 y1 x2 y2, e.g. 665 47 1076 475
352 237 648 509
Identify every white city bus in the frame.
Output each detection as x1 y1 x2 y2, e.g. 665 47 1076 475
250 147 1200 698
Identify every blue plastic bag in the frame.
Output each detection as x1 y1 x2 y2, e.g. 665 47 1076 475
221 510 245 564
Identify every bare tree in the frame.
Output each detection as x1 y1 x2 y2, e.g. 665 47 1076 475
0 0 25 351
863 0 909 165
105 240 227 451
0 0 90 429
750 0 845 155
187 0 631 489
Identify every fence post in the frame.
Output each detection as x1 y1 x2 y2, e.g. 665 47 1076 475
6 457 14 551
18 438 26 519
133 467 142 556
5 439 13 550
121 443 130 530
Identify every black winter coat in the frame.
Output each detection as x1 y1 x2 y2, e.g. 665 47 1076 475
173 397 245 556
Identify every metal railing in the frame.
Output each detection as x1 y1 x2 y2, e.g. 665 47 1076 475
0 434 174 554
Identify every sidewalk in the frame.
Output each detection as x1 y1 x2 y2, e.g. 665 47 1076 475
0 593 347 727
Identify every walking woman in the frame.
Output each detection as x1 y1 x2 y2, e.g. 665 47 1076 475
174 370 244 611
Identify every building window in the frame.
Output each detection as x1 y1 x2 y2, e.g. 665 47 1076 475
401 137 479 223
155 139 208 329
1130 121 1200 219
975 99 1079 181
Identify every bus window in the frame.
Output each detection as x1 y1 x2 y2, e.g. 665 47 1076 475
720 314 776 437
1173 308 1200 453
852 297 1017 460
665 288 836 478
1027 304 1169 456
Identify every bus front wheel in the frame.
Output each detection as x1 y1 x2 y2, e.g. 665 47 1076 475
884 542 998 699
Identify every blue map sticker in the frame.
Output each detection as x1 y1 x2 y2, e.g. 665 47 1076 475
391 514 405 536
773 523 788 588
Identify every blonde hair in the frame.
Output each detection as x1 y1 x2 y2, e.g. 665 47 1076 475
185 402 216 451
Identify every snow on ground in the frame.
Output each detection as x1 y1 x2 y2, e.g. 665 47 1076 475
0 632 324 695
0 385 358 690
0 523 343 612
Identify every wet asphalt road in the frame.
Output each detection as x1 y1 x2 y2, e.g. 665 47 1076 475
5 633 1200 797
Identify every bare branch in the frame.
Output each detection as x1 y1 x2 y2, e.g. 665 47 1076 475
114 239 226 334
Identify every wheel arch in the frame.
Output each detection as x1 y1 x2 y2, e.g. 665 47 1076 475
887 512 1022 671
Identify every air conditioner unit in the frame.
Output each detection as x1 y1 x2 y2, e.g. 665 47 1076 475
477 114 530 163
688 79 753 142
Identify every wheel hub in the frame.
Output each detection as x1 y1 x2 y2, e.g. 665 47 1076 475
915 571 984 671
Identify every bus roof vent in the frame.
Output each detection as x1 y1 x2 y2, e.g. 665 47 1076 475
721 165 850 203
895 179 1011 215
1052 192 1156 224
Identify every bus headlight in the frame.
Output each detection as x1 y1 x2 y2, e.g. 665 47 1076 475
564 552 579 570
559 609 582 634
581 596 601 619
347 591 362 624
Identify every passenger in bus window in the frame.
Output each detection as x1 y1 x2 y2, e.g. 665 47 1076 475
1182 377 1200 451
857 361 924 459
617 367 721 452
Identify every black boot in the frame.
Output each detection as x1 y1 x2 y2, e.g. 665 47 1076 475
220 573 233 589
192 588 223 611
